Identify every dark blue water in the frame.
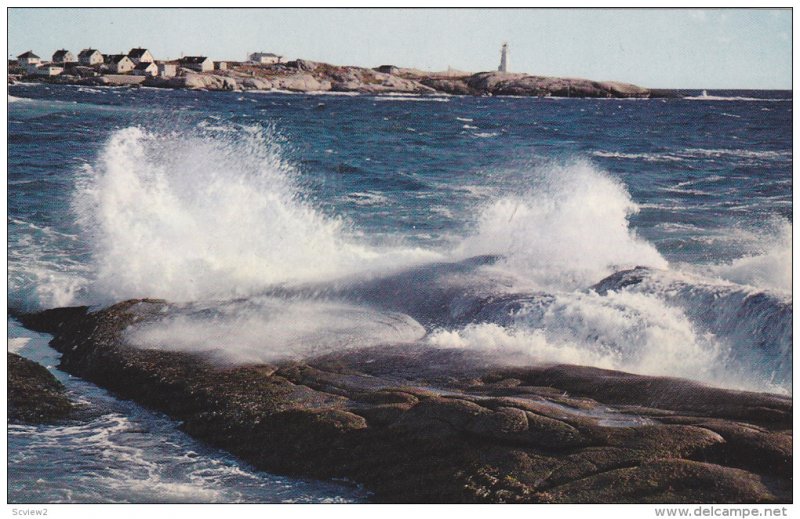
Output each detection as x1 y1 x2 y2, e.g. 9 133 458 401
9 86 791 258
7 320 368 503
7 84 792 502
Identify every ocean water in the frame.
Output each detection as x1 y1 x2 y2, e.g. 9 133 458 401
8 84 792 501
7 319 368 503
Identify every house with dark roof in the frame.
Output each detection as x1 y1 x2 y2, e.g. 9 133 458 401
249 52 282 65
104 54 135 73
133 61 158 77
36 63 64 76
179 56 213 72
78 48 103 66
128 48 154 64
52 49 76 64
17 51 40 66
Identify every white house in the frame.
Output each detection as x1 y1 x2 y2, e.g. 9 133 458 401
104 54 135 73
128 48 154 64
17 51 40 67
249 52 281 65
215 61 227 71
78 48 103 66
133 61 158 77
52 49 77 64
34 64 64 76
179 56 213 72
158 62 177 78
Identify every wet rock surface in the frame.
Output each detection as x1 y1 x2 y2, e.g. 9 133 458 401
8 352 74 424
13 300 791 503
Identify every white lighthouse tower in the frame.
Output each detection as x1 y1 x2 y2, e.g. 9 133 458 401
498 42 509 73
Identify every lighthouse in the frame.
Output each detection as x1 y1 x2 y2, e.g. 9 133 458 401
498 42 509 73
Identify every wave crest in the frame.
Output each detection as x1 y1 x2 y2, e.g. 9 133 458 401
455 160 667 290
73 125 437 303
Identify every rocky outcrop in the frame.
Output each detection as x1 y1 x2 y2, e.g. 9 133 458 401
82 74 147 86
222 73 330 92
422 71 658 98
327 69 436 94
145 73 237 90
233 66 656 97
13 60 677 98
420 78 474 95
271 73 330 92
8 352 74 424
232 65 435 94
14 300 789 503
285 59 320 72
239 77 272 90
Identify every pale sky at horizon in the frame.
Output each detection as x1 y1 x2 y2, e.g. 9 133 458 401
8 8 792 89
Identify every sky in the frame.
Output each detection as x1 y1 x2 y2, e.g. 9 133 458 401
7 8 792 89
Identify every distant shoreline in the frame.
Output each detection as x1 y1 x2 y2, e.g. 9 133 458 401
9 58 682 98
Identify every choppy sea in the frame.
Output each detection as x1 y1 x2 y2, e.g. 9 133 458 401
7 84 792 502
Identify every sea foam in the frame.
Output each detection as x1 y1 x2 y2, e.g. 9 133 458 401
703 219 792 295
454 159 668 291
32 123 791 394
127 297 426 364
73 125 438 303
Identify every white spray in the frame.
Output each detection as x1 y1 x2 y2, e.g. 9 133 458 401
454 159 668 291
73 126 438 304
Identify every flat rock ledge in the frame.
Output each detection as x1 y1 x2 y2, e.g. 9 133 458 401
14 300 792 503
8 352 74 424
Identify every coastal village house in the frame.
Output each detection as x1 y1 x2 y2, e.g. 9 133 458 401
128 48 154 64
52 49 77 64
249 52 281 65
215 61 227 71
179 56 213 72
17 51 40 67
34 63 64 76
104 54 135 74
78 48 103 66
133 61 158 77
158 62 177 78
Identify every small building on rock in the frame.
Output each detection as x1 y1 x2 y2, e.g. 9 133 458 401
133 61 158 77
104 54 135 74
17 51 40 67
128 48 155 64
78 49 104 66
179 56 213 72
52 49 77 64
249 52 282 65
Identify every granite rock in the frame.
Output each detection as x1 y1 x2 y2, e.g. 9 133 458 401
13 301 791 503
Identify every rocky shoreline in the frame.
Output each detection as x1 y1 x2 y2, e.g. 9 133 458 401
12 300 791 503
8 352 74 424
9 59 680 98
